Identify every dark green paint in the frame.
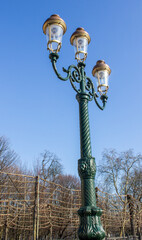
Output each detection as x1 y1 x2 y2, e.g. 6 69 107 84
49 52 107 240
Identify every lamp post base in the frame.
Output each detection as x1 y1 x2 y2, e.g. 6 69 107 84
78 206 105 240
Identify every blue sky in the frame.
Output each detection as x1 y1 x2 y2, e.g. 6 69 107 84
0 0 142 176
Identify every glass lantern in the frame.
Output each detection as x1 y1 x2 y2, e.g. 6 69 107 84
43 14 67 53
92 60 111 95
70 28 91 62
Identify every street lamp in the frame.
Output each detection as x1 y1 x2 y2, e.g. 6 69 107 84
43 14 111 240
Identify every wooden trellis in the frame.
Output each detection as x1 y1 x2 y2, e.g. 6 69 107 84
0 171 141 239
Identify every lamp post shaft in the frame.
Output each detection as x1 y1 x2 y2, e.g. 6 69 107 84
48 53 107 240
77 63 105 240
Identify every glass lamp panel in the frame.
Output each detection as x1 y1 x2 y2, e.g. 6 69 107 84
45 24 64 52
95 70 109 93
73 37 88 61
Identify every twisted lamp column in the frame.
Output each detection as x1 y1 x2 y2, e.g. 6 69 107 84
49 53 106 240
76 63 105 240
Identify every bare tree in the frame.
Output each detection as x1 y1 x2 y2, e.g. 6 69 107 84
127 168 142 201
97 149 142 237
34 150 63 182
0 136 19 172
98 149 141 197
57 174 80 190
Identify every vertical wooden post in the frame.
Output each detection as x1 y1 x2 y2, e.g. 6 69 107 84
33 176 39 240
49 206 52 240
70 189 73 228
95 187 98 205
23 177 26 240
4 203 9 240
127 195 136 237
50 225 52 240
4 221 8 240
136 204 141 240
15 203 19 240
4 185 10 240
33 176 36 240
37 176 39 240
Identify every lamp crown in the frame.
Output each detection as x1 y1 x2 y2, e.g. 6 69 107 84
70 27 91 45
43 14 67 34
92 60 111 76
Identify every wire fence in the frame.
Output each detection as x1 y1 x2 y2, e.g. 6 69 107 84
0 171 141 240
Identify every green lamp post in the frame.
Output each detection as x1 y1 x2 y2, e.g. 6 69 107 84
43 14 111 240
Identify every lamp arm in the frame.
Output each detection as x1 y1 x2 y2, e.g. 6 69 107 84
94 93 108 110
49 53 70 81
49 52 83 94
85 76 108 108
49 53 79 83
